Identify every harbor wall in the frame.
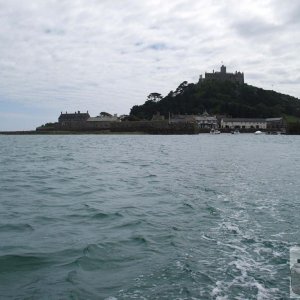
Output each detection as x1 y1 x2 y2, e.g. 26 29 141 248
36 120 199 134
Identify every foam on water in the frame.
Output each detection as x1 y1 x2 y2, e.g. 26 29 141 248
0 134 299 299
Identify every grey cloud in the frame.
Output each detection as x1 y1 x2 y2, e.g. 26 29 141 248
232 18 280 38
272 0 300 25
278 77 300 85
0 0 299 130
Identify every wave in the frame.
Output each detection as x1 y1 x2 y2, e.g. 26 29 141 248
0 223 34 232
0 254 50 273
91 212 123 220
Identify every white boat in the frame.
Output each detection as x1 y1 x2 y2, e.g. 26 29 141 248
254 130 263 135
231 129 240 134
210 129 221 134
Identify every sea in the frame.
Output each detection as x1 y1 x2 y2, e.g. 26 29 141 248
0 134 299 300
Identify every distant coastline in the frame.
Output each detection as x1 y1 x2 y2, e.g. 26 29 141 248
0 130 148 135
2 65 300 135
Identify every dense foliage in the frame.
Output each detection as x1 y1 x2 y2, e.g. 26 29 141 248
130 80 300 120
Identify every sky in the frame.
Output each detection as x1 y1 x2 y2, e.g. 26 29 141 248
0 0 300 130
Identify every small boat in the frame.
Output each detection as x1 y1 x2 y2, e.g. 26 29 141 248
231 129 240 134
210 129 221 134
254 130 263 135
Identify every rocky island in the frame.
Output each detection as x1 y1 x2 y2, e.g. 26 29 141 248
2 65 300 134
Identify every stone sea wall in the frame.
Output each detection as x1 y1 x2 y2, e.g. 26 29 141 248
36 120 200 134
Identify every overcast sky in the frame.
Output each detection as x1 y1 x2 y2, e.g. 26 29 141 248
0 0 299 130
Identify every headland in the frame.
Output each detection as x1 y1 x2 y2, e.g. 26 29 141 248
2 65 300 135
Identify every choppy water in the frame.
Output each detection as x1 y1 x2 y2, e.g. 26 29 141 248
0 134 299 299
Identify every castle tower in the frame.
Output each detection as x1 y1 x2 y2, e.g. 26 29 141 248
203 65 244 84
220 65 226 73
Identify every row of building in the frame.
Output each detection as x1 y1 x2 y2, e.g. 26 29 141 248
58 111 120 126
35 65 289 134
154 111 285 131
38 111 197 134
44 110 285 133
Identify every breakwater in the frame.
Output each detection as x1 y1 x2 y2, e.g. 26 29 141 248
36 120 200 134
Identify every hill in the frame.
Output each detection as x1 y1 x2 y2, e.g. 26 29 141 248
129 80 300 122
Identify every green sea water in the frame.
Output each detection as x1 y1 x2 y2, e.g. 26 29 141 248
0 134 299 299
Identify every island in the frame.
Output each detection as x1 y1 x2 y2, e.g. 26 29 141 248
2 65 300 135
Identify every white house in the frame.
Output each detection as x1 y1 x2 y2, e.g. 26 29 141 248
221 118 267 129
87 113 120 122
194 111 218 129
170 111 218 129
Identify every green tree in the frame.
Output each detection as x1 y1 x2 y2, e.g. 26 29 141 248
100 112 112 117
174 81 188 96
147 93 163 103
129 77 300 120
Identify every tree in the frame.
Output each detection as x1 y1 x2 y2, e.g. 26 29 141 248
174 81 188 96
119 114 129 121
147 93 163 103
129 77 300 120
100 112 112 117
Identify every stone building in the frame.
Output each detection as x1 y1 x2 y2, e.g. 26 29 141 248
194 111 218 129
170 112 218 129
87 113 120 122
266 118 286 131
200 65 244 84
170 114 196 124
221 118 267 129
152 112 165 121
58 111 90 127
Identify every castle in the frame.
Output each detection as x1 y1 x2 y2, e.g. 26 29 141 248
200 65 244 84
